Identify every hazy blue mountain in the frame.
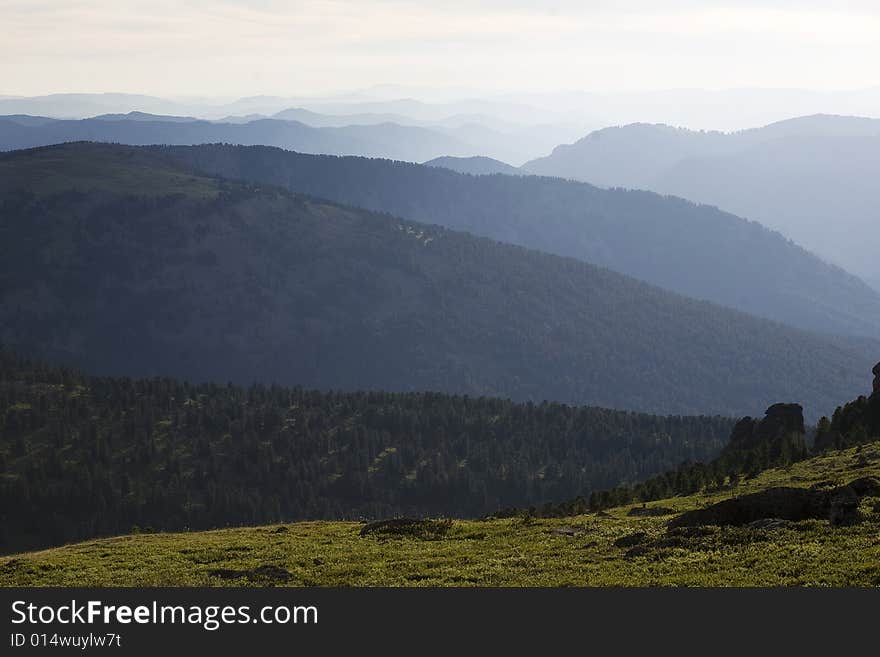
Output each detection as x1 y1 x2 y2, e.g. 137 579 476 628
164 143 880 338
0 115 58 127
524 123 733 188
522 115 880 284
269 107 589 164
93 111 199 123
0 115 472 162
272 107 414 126
652 135 880 287
522 114 880 185
0 93 193 119
0 94 589 164
1 142 877 421
424 155 521 175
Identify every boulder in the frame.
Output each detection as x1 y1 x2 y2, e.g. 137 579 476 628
669 477 880 529
829 487 861 527
845 476 880 497
668 487 825 529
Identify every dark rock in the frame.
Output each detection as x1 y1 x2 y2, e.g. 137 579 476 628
845 476 880 497
873 361 880 394
829 487 861 527
613 532 647 548
272 526 289 533
763 402 806 431
669 487 826 529
627 506 676 517
670 477 880 529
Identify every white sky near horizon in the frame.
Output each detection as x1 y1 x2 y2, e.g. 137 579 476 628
2 1 880 98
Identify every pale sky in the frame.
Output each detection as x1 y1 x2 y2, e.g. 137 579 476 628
2 0 880 97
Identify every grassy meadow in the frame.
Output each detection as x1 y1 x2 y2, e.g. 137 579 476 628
3 442 879 587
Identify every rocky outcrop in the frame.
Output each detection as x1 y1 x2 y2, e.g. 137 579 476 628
668 487 825 528
720 402 807 465
725 403 805 452
668 477 880 529
873 361 880 395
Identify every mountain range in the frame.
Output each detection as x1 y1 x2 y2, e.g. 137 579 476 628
6 110 878 286
0 105 587 166
523 115 880 288
162 142 880 339
0 113 475 164
1 142 877 420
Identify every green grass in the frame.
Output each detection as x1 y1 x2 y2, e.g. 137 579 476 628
0 143 219 198
3 443 880 587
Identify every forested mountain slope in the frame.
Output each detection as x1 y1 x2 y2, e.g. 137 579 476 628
2 143 877 422
160 143 880 338
0 350 735 552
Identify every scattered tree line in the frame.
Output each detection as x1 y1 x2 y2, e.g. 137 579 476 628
512 386 880 519
814 390 880 453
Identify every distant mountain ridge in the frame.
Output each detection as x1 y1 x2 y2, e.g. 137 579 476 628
0 109 588 166
161 142 880 338
0 113 473 163
1 142 877 421
423 155 521 176
522 114 880 285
